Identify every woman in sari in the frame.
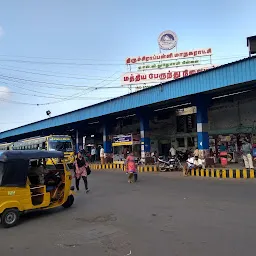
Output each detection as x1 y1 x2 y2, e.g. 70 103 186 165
75 152 90 192
125 151 137 183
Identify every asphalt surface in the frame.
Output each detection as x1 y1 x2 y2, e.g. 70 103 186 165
1 171 256 256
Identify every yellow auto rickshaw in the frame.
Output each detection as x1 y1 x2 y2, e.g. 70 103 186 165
0 150 75 228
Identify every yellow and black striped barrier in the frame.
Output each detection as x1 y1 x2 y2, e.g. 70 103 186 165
90 164 159 172
186 168 256 179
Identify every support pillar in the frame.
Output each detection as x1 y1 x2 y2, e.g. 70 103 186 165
140 115 151 164
75 130 83 153
75 130 79 153
103 123 112 163
195 96 210 157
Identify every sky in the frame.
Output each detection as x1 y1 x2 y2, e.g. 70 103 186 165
0 0 255 132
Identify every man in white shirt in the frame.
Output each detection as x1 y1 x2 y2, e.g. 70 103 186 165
169 146 176 157
91 147 96 162
185 155 194 176
100 146 104 165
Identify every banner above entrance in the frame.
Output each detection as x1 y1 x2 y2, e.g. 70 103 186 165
121 64 216 85
126 48 212 65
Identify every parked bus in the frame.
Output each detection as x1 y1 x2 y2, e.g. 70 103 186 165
0 142 13 151
12 135 75 167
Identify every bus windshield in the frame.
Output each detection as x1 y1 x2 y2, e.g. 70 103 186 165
48 140 73 152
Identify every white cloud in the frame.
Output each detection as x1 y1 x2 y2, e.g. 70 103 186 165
0 86 10 99
0 26 3 38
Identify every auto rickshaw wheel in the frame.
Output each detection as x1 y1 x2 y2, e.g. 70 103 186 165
1 209 20 228
62 195 74 208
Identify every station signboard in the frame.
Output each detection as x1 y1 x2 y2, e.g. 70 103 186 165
112 135 132 146
121 64 216 86
122 30 214 90
126 48 212 65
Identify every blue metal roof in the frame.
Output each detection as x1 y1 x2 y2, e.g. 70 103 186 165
1 56 256 140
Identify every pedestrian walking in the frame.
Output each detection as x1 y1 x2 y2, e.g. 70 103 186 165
74 152 90 192
100 146 105 165
125 151 137 183
241 139 254 169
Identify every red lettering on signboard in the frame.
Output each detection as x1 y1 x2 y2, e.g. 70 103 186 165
174 72 181 79
167 71 172 79
159 73 167 80
126 58 131 64
189 70 196 75
131 58 137 64
154 74 159 79
137 57 141 62
193 51 198 56
202 49 206 54
183 70 189 77
174 53 179 58
149 74 154 79
189 52 193 56
130 75 135 82
136 74 141 82
167 53 173 58
142 56 146 61
161 54 166 59
141 75 147 80
124 76 129 82
183 52 189 58
207 48 212 54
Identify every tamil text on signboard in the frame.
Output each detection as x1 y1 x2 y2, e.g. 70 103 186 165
126 48 212 65
121 64 216 85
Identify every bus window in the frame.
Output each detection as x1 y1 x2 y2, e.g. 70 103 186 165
48 140 73 152
42 142 46 150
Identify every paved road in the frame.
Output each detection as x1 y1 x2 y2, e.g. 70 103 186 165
1 171 256 256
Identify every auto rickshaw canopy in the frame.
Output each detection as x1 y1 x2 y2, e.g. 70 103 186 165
0 150 64 162
0 150 64 187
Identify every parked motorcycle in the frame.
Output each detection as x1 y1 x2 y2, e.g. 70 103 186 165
158 156 183 172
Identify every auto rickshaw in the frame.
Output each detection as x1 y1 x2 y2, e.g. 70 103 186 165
0 150 75 228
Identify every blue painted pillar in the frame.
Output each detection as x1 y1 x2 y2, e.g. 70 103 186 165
75 130 79 153
195 96 210 154
140 115 151 164
103 123 112 162
75 130 83 153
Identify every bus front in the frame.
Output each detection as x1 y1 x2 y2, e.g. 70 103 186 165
48 135 75 167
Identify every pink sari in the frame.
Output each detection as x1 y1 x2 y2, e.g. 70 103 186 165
75 159 88 179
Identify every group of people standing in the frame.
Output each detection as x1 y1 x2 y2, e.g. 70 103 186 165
80 146 105 165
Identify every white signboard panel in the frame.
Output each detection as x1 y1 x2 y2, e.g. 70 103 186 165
126 48 212 65
121 64 216 86
138 59 201 71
